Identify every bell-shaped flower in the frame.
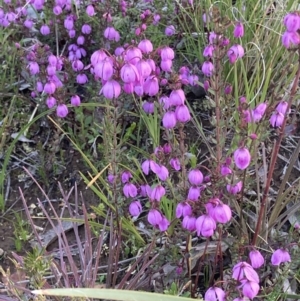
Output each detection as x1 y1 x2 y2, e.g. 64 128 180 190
142 101 154 114
100 80 121 99
28 61 40 75
204 287 226 301
162 111 177 129
120 63 139 83
71 95 81 106
234 147 251 170
160 46 175 61
56 104 68 118
140 184 151 197
227 44 245 64
170 158 181 171
121 171 132 184
251 102 267 122
125 47 142 64
203 45 214 58
221 164 232 176
136 59 152 79
282 31 300 48
138 39 153 54
202 61 214 77
141 159 159 175
94 58 114 80
270 111 284 127
232 261 259 283
165 25 175 36
169 89 185 106
249 250 264 268
284 13 300 32
187 186 200 201
90 49 107 66
129 200 142 217
175 105 191 123
123 183 138 198
148 209 162 226
196 214 216 237
150 184 166 202
206 200 232 224
182 215 196 231
234 22 244 38
176 202 192 218
160 59 173 72
156 165 169 181
143 76 159 96
188 169 204 185
239 280 260 299
271 249 291 265
158 215 170 231
226 181 243 195
46 96 57 108
104 26 120 42
276 101 289 115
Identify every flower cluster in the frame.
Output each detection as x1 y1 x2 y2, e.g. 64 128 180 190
282 12 300 49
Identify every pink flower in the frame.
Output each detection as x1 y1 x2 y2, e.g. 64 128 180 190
162 111 177 129
156 165 169 181
140 184 151 197
136 60 152 78
71 95 81 106
158 215 170 231
233 147 251 170
204 287 226 301
121 171 132 183
121 63 140 83
226 181 243 195
56 104 68 118
176 202 192 218
187 186 200 201
249 250 264 268
169 89 185 106
125 47 142 64
64 16 74 30
94 58 114 80
72 60 84 72
221 164 232 176
148 209 162 226
232 261 259 283
142 101 154 114
284 13 300 32
46 96 56 108
196 214 216 237
251 102 267 122
282 31 300 48
160 59 173 72
227 44 245 64
239 280 260 299
188 169 203 185
143 76 159 96
141 159 159 175
182 215 196 231
76 74 88 84
150 184 166 202
271 249 291 265
82 24 92 34
138 39 153 54
28 61 40 75
44 81 56 94
100 80 121 99
104 27 120 42
276 101 289 115
165 25 175 36
86 5 95 16
206 200 232 224
234 22 244 38
160 46 175 60
123 183 138 198
170 158 181 171
90 49 108 66
129 200 142 216
203 45 214 58
40 24 50 35
175 105 191 123
202 61 214 77
270 111 284 127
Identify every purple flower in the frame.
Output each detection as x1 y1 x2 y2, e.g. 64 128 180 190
72 60 84 72
202 61 214 77
64 16 74 30
28 61 40 75
125 47 142 64
123 183 138 198
100 80 121 99
234 22 244 38
195 214 216 237
121 63 140 83
91 50 108 66
170 158 181 171
232 261 259 283
251 102 267 122
46 96 56 109
160 59 173 72
71 95 81 106
224 85 232 95
176 202 192 218
158 215 170 231
138 39 153 54
271 249 291 265
175 105 191 123
276 101 289 115
182 215 196 231
77 36 85 45
221 164 232 176
203 45 214 58
169 89 185 106
162 111 177 129
249 250 264 268
234 147 251 170
142 101 154 114
56 104 68 118
156 165 169 181
187 186 200 201
227 44 245 64
141 159 159 175
76 74 88 84
188 169 203 185
82 24 92 34
44 81 56 94
282 31 300 48
226 181 243 195
129 200 142 217
239 280 260 299
150 184 166 202
206 200 232 224
284 13 300 32
143 76 159 96
94 58 114 80
204 287 226 301
270 111 284 127
40 24 50 35
86 5 95 16
121 171 132 184
148 209 162 226
104 27 120 42
136 60 152 78
165 25 175 36
107 174 115 184
140 184 151 197
160 46 175 61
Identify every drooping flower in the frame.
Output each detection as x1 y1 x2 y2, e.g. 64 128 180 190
156 165 169 181
129 200 142 216
46 96 57 108
169 89 185 106
232 261 259 283
120 63 140 83
170 158 181 171
121 171 132 184
56 104 68 118
187 186 200 201
123 183 138 198
182 215 196 231
284 13 300 32
251 102 267 122
269 111 284 127
71 95 81 106
148 209 162 226
195 214 216 237
138 39 153 54
234 22 244 38
104 27 120 42
100 80 121 99
143 76 159 96
234 147 251 170
160 46 175 61
162 111 177 129
188 169 204 185
165 25 175 36
158 215 170 231
125 47 142 64
176 202 192 218
150 184 166 202
206 200 232 224
141 159 159 175
175 105 191 123
276 101 289 115
227 44 245 64
94 58 114 80
204 287 226 301
271 249 291 265
226 181 243 195
249 250 264 268
282 31 300 48
203 45 214 58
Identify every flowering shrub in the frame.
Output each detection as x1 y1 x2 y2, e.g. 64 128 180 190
1 0 300 300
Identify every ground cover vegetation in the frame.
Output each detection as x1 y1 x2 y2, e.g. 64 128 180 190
0 0 300 300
